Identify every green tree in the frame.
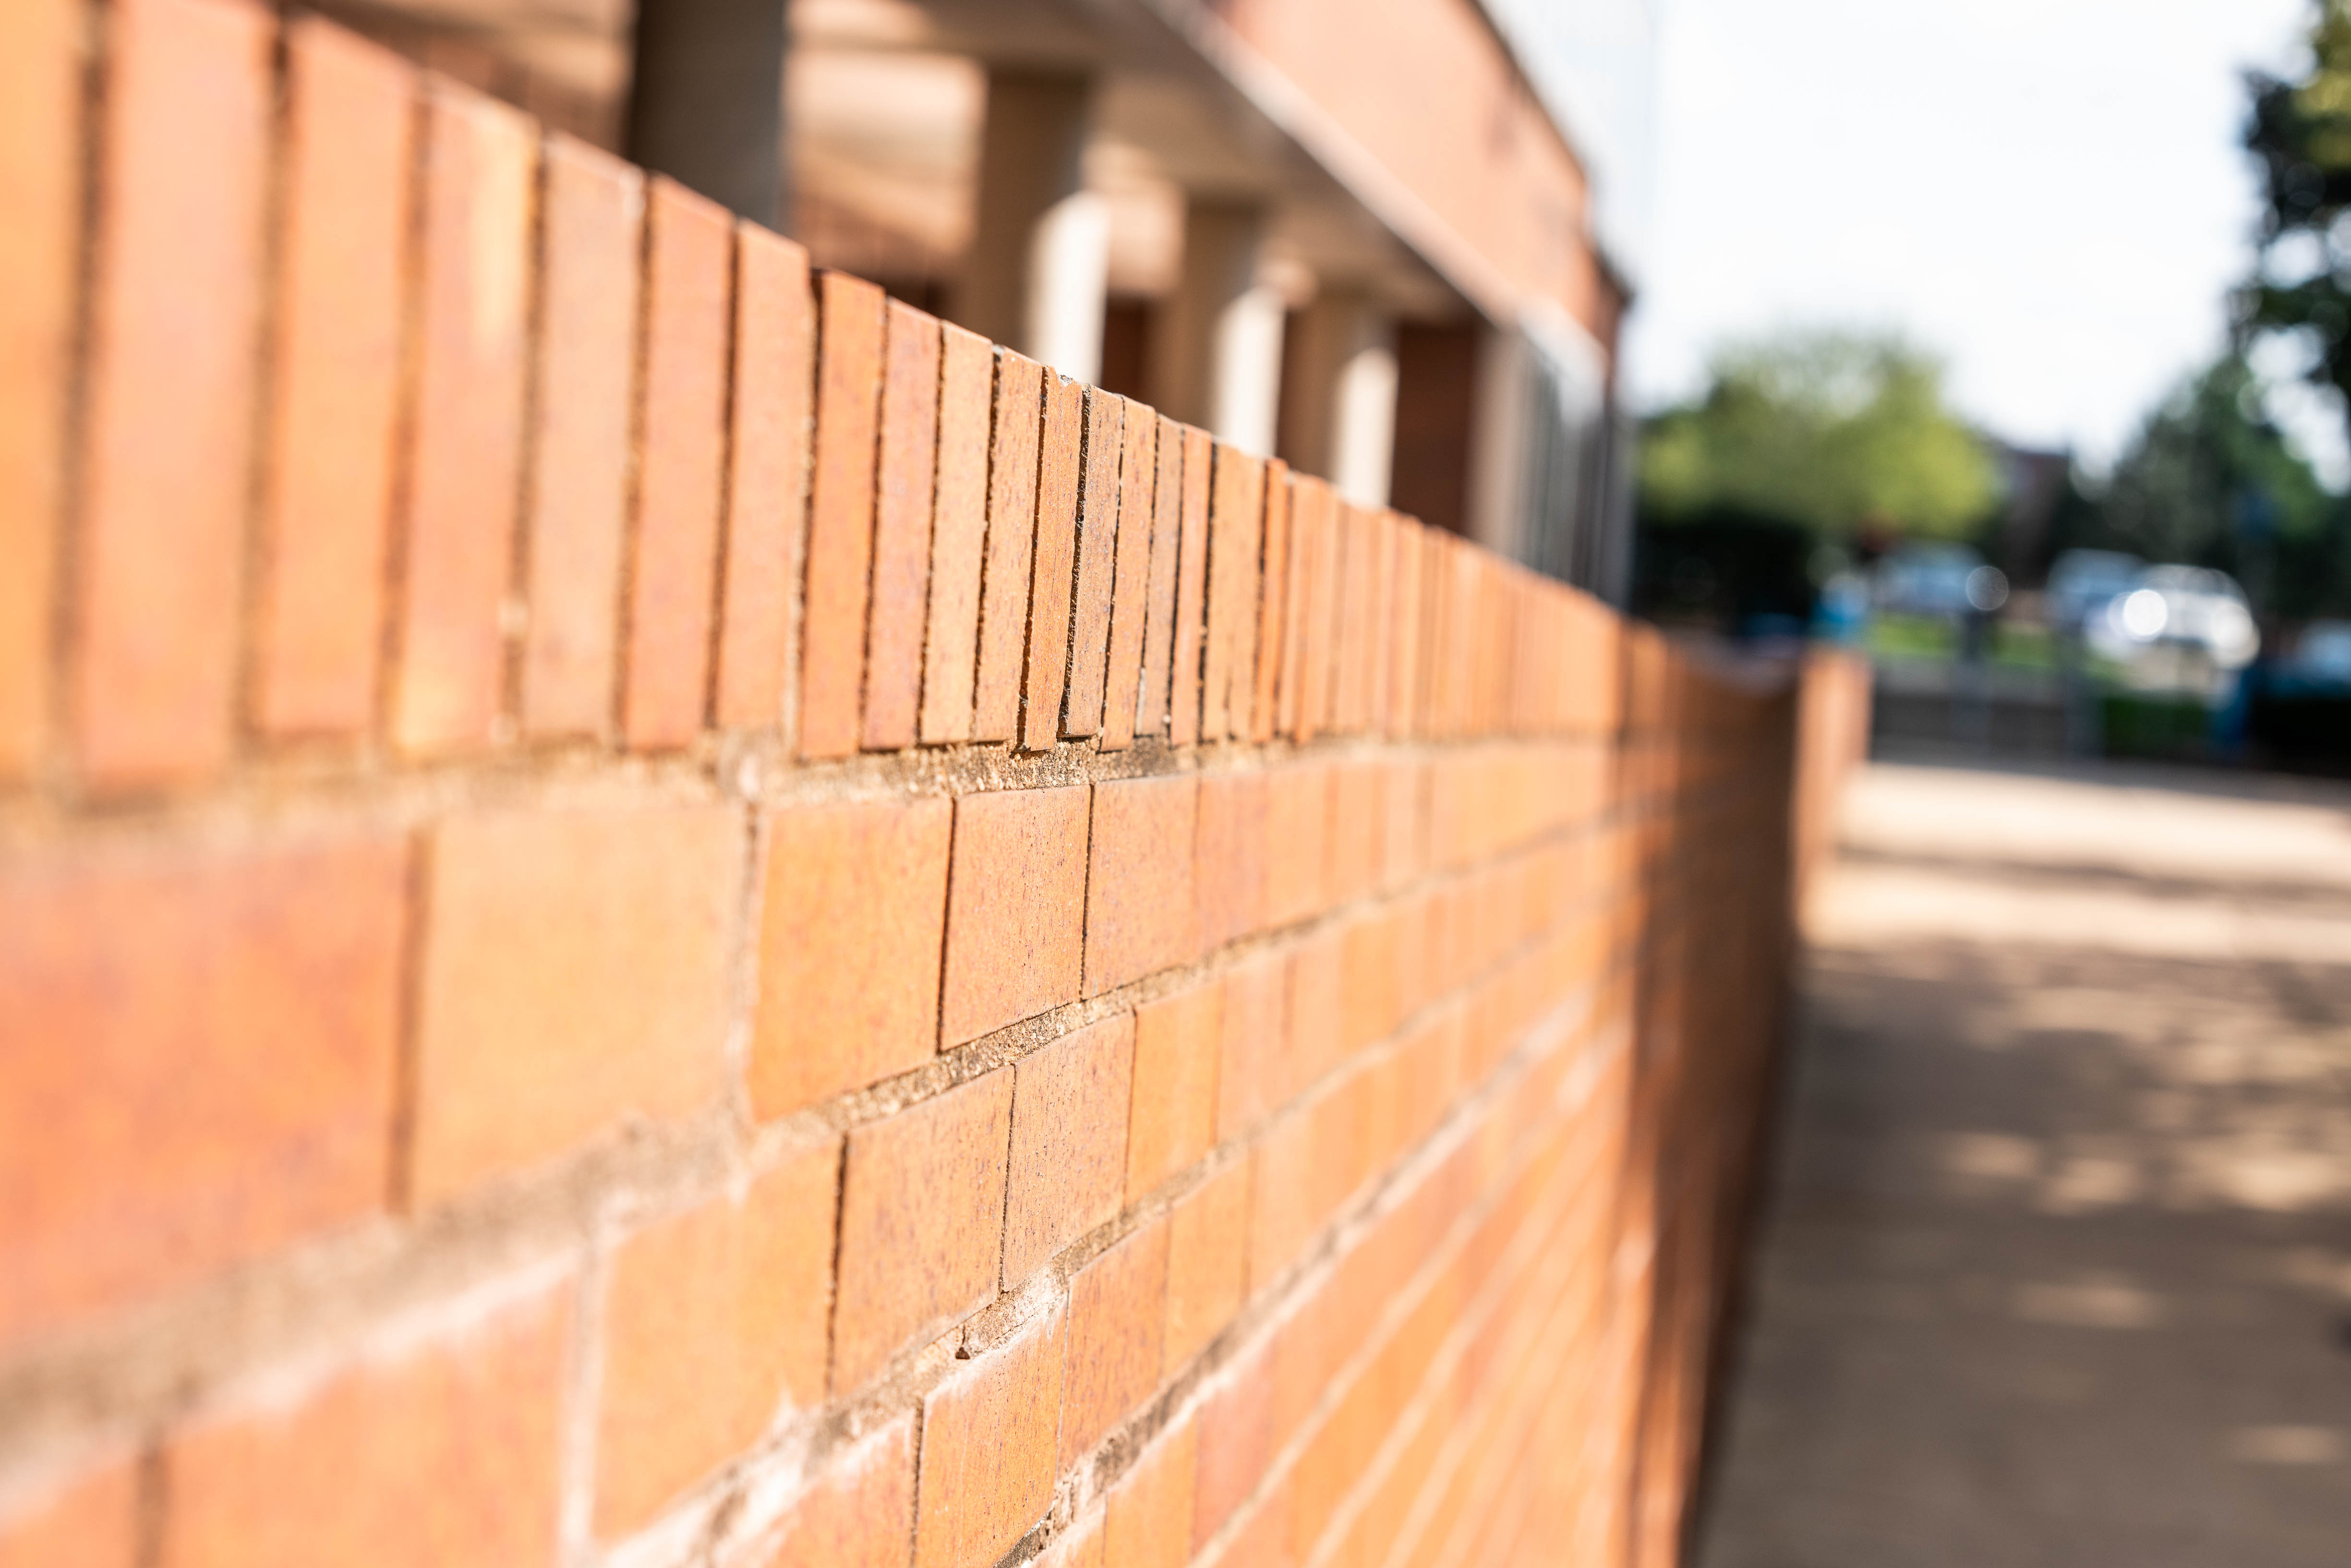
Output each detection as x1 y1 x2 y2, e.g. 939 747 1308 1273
2245 0 2351 408
1639 330 1997 539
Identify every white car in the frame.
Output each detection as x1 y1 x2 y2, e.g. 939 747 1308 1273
2086 565 2259 675
2046 548 2142 633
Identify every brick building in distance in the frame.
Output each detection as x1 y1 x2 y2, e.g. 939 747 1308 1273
317 0 1647 596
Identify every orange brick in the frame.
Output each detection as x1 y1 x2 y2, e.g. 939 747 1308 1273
1262 764 1330 929
1248 1108 1317 1294
0 0 80 776
973 353 1045 742
1193 772 1266 953
832 1072 1013 1390
714 226 814 731
1164 1157 1249 1368
0 1458 136 1568
761 1416 915 1568
254 20 413 739
1035 1512 1104 1568
1339 912 1401 1056
1168 426 1212 746
801 272 885 759
1274 475 1314 741
0 836 406 1348
1292 477 1338 740
918 323 994 744
1192 1345 1273 1549
1098 406 1157 749
1102 1416 1196 1568
1329 504 1373 732
1126 982 1220 1201
623 177 733 749
1215 954 1285 1140
597 1141 838 1536
1378 761 1426 894
750 797 951 1117
862 301 942 750
1251 465 1291 744
1085 775 1198 996
73 0 269 788
1285 932 1345 1100
390 84 533 756
1202 447 1265 742
914 1305 1063 1568
1022 376 1084 752
941 785 1088 1047
1133 413 1186 740
517 134 639 739
1216 1479 1293 1568
1384 522 1423 737
1063 389 1125 738
408 804 738 1205
1059 1219 1168 1469
160 1277 570 1568
1326 763 1380 906
1003 1016 1134 1284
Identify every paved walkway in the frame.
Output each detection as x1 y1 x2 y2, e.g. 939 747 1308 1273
1698 758 2351 1568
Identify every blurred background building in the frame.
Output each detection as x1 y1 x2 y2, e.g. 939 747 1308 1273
310 0 1657 601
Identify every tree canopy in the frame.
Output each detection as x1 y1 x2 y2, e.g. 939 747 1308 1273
1638 330 1997 540
2244 0 2351 409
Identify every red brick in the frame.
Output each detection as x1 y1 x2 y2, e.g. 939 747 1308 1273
1133 413 1186 740
1285 932 1345 1100
1059 1217 1169 1468
714 226 814 731
0 1458 135 1568
1022 376 1084 752
1249 1109 1317 1294
863 301 942 750
389 84 533 757
1164 1157 1250 1368
1378 760 1425 894
1217 1480 1293 1568
1200 446 1263 742
1384 522 1424 737
1338 913 1404 1062
597 1141 838 1536
408 804 738 1205
1326 763 1381 906
0 0 80 776
622 178 732 749
1004 1016 1134 1284
1064 390 1126 738
253 21 413 740
1216 954 1286 1140
72 0 269 788
1168 426 1212 746
974 353 1045 742
1192 1345 1274 1549
941 785 1088 1046
1251 465 1291 744
1262 764 1330 929
1036 1512 1104 1568
160 1277 570 1568
1273 475 1313 741
1126 982 1220 1202
918 323 994 744
761 1416 915 1568
1292 476 1338 740
1194 772 1267 953
1330 504 1373 732
1085 775 1198 996
801 272 885 759
1103 1416 1196 1568
750 796 951 1117
1362 510 1396 729
0 836 406 1348
914 1305 1063 1568
832 1071 1013 1390
1098 407 1158 749
517 134 639 739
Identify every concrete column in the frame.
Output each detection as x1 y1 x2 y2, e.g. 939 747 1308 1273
953 70 1108 385
1280 289 1397 506
625 0 790 227
1154 199 1284 456
1464 324 1532 559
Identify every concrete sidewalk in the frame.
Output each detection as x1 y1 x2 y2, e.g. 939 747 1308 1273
1697 759 2351 1567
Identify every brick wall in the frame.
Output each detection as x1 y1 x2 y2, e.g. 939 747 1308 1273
0 4 1868 1566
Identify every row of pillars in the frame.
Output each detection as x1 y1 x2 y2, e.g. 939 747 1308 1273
624 13 1399 505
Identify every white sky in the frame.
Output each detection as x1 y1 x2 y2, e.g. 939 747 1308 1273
1618 0 2325 474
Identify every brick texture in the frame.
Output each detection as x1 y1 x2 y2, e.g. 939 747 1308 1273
801 272 886 759
0 1459 136 1568
941 785 1089 1047
1085 774 1199 996
761 1416 916 1568
863 302 943 750
408 804 738 1205
1126 982 1221 1202
714 225 814 732
915 1307 1064 1568
1060 1218 1169 1468
1004 1016 1135 1285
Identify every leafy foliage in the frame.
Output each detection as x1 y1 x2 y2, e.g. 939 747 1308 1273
2244 0 2351 407
1639 330 1997 540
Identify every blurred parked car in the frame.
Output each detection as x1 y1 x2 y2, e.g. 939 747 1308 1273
2280 620 2351 692
2086 565 2259 689
1873 543 1984 618
2046 548 2143 633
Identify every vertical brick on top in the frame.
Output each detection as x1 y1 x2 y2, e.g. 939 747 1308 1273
1021 375 1084 753
254 20 415 740
73 0 272 789
623 177 734 749
861 299 942 750
1062 388 1127 739
390 83 536 757
917 322 996 744
799 271 885 759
